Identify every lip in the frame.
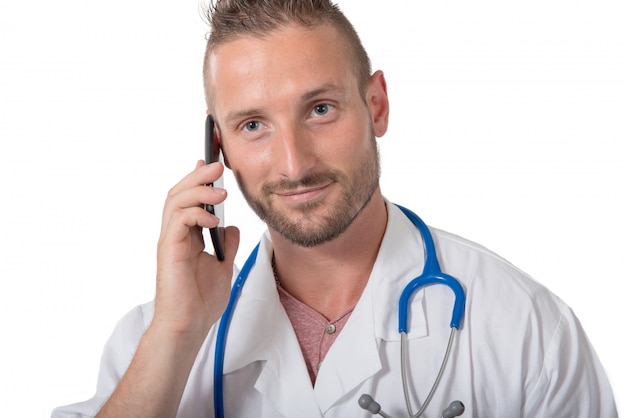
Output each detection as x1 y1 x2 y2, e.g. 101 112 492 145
275 183 332 204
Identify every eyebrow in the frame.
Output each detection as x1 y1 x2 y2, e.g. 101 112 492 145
225 108 263 125
300 83 347 102
224 83 347 127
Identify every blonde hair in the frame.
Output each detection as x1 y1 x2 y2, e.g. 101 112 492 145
203 0 371 104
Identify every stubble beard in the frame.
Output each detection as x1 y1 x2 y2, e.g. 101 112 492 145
235 135 381 248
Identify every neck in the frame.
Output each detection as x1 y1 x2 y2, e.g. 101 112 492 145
270 190 387 319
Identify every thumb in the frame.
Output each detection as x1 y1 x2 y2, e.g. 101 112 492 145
222 226 240 265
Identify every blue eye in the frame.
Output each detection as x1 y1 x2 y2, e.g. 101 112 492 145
244 121 261 132
313 104 330 116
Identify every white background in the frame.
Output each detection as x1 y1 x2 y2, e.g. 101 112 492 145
1 0 624 416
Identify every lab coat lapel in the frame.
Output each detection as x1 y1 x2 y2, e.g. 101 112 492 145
255 316 322 418
221 235 323 417
314 283 381 412
220 239 277 375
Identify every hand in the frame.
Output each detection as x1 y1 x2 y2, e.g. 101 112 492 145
95 161 240 417
154 160 240 340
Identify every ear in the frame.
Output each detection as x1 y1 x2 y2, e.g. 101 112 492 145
214 123 231 169
366 70 390 138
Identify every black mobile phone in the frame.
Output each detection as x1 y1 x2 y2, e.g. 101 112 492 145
205 115 225 261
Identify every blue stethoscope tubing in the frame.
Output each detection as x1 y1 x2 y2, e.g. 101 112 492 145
396 205 465 332
213 242 259 418
213 204 466 418
394 205 466 418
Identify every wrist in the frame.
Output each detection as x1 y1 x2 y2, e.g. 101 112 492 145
97 317 207 417
147 316 210 355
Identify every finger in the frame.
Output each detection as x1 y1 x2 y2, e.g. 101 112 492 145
161 184 227 232
160 190 224 241
159 183 228 252
168 161 225 197
168 184 227 213
222 226 240 265
167 206 221 238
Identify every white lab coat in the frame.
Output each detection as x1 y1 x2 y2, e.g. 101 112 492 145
53 203 617 417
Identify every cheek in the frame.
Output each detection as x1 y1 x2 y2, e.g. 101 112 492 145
332 117 373 155
226 144 272 185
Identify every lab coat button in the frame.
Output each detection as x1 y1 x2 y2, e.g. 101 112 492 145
324 323 336 334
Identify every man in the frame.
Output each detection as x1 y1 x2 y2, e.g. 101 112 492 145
53 0 617 417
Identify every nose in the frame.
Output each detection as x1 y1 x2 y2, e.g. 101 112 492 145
273 122 317 180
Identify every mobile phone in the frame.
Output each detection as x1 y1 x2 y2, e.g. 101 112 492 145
205 114 225 261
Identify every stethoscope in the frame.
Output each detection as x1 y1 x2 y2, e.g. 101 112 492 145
213 204 467 418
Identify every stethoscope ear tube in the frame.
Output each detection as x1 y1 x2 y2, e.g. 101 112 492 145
398 274 466 332
394 205 466 333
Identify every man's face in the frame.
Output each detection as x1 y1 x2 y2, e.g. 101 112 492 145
207 24 385 247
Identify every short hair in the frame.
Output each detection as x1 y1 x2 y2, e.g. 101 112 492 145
202 0 372 106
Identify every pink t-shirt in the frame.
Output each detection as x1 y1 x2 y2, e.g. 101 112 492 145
277 285 355 385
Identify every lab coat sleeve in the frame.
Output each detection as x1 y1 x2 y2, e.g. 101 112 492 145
522 303 617 418
51 303 153 418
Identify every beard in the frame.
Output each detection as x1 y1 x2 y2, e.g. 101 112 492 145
234 133 381 248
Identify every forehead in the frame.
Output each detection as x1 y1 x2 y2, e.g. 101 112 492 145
206 24 358 117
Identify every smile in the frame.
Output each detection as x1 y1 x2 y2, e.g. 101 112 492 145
274 183 333 204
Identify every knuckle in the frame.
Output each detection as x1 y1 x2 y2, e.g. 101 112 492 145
166 185 178 199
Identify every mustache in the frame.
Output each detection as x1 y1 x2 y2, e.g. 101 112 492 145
262 171 340 195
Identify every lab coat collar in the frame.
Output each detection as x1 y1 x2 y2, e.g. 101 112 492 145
219 201 428 415
369 202 429 342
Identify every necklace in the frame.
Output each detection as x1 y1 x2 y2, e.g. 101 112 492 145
271 252 281 287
